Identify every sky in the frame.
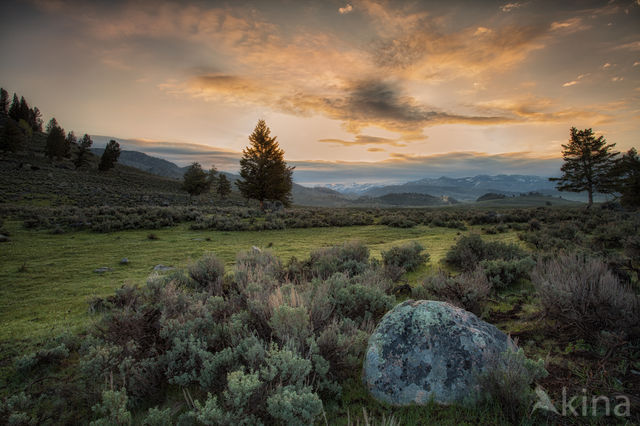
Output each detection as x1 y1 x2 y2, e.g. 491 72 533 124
1 0 639 184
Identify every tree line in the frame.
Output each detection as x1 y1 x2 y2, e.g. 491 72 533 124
0 86 120 171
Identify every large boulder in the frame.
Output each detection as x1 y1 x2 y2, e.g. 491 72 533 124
363 300 512 405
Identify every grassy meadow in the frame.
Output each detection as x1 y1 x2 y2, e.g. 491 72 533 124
0 221 520 345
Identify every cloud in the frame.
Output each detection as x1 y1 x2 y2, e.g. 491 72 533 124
549 17 588 33
318 135 406 147
562 73 588 87
339 4 353 14
367 147 385 152
614 41 640 51
501 2 524 12
90 135 242 169
611 76 624 82
473 96 612 124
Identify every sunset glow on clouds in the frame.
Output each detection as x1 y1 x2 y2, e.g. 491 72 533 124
1 0 639 182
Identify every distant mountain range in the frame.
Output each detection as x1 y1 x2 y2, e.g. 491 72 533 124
91 147 589 205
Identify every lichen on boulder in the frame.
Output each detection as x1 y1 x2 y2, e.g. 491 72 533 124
363 300 512 405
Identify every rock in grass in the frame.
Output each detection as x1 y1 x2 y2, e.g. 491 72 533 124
153 264 174 272
94 267 113 273
363 300 511 405
0 234 9 242
120 258 129 265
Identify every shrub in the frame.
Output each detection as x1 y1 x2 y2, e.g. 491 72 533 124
328 273 395 323
413 268 491 314
309 241 370 279
90 388 132 426
381 241 429 273
476 348 548 423
188 252 225 294
142 407 173 425
480 257 535 291
445 234 527 271
532 254 640 340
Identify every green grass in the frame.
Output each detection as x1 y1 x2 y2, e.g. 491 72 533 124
0 222 522 344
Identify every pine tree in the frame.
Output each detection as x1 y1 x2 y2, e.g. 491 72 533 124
609 148 640 208
0 88 8 115
237 120 294 207
217 174 232 199
182 162 211 196
18 97 30 123
0 119 25 152
8 94 19 121
75 134 93 168
45 118 66 160
550 127 618 207
29 107 43 132
99 140 121 171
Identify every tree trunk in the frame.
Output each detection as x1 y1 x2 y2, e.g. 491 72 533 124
587 189 593 208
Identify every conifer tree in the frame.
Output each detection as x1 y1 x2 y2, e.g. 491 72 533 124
0 88 8 115
99 140 121 171
182 162 211 196
237 120 294 207
0 119 24 152
75 134 93 168
217 174 232 199
550 127 618 207
8 94 19 121
608 148 640 208
45 117 67 160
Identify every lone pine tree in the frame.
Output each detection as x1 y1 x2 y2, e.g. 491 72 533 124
237 120 294 208
99 139 121 171
217 174 232 199
182 162 211 196
550 127 618 207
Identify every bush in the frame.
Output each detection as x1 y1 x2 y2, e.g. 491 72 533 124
532 254 640 340
309 241 370 279
445 234 527 271
480 257 535 291
188 252 225 294
476 348 548 423
381 241 429 273
413 268 491 314
90 388 132 426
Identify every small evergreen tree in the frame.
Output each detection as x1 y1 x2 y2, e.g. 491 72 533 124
237 120 294 207
29 107 43 132
8 94 19 121
98 140 121 171
550 127 618 207
75 134 93 168
0 119 25 152
0 88 8 115
18 97 30 123
45 118 67 160
217 174 232 198
65 131 76 158
182 162 211 196
609 148 640 208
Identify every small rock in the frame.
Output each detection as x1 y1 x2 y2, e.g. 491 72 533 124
251 246 261 253
153 264 174 272
0 234 10 242
94 267 113 273
120 258 129 265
